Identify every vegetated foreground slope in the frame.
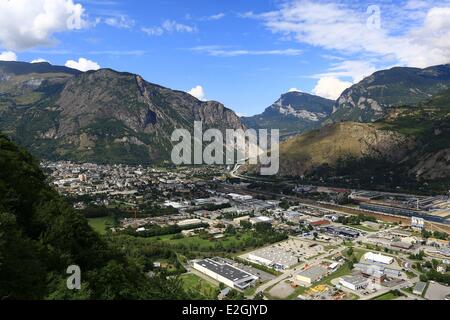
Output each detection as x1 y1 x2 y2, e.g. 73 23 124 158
0 133 190 300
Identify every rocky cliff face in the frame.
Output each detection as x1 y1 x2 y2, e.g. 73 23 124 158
331 64 450 123
0 62 245 164
241 88 450 191
242 91 334 138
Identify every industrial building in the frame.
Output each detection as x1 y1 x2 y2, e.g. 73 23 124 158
227 193 253 201
246 239 323 271
363 252 394 265
177 218 203 227
192 258 258 290
339 275 369 291
296 266 328 284
321 226 360 239
233 215 250 225
354 263 402 284
413 282 427 296
250 216 273 225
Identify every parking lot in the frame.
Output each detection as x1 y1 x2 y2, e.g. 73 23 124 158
242 239 325 270
424 282 450 300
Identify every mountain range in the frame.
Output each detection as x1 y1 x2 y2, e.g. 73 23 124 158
330 64 450 123
237 63 450 191
2 60 450 190
244 88 450 192
0 61 244 164
241 91 334 138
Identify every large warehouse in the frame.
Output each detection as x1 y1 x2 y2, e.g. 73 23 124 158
363 252 394 265
296 265 328 284
193 258 258 290
339 275 368 291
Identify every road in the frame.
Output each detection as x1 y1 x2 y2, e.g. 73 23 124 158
251 244 347 298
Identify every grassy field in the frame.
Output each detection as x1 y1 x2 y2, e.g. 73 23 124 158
348 224 377 232
352 248 370 261
180 273 218 300
88 216 115 235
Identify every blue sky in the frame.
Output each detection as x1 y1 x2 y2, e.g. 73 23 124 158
1 0 450 116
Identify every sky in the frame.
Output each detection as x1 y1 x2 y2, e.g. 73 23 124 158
1 0 450 116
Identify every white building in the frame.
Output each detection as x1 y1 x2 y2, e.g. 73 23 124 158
339 276 368 291
247 254 273 267
363 252 394 265
193 259 258 290
249 216 273 225
177 218 203 227
227 193 253 201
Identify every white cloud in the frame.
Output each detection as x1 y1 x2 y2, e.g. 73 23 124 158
316 60 377 83
142 27 164 36
187 85 206 101
31 58 49 63
245 0 450 68
191 46 302 57
0 0 87 50
312 77 352 100
142 20 197 36
207 13 226 21
0 51 17 61
103 15 135 29
65 57 100 71
288 88 301 92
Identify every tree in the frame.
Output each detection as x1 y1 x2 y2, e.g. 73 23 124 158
346 247 354 257
225 225 237 235
240 220 252 230
280 200 290 210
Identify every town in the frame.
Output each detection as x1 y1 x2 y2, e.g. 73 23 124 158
42 161 450 301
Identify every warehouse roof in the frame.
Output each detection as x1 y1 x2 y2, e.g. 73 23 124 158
195 259 254 282
341 275 368 286
297 265 328 279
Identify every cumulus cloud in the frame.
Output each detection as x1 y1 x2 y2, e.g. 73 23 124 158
0 51 18 61
0 0 86 51
142 20 197 36
31 58 49 63
316 60 378 83
65 57 100 72
245 0 450 68
187 85 206 101
312 77 352 100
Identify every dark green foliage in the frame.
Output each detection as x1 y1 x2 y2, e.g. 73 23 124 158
337 214 377 226
0 134 189 299
420 270 450 285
